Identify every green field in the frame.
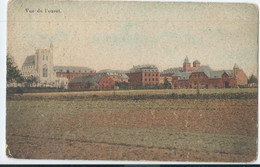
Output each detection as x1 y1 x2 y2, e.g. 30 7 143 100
6 88 258 161
20 87 258 96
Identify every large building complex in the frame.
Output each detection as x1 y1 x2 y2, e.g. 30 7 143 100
162 57 248 89
21 44 248 90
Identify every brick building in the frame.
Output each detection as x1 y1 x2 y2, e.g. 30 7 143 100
98 69 129 83
68 73 115 90
54 66 96 82
165 57 248 89
127 65 160 86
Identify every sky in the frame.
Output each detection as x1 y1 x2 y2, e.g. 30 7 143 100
7 0 258 76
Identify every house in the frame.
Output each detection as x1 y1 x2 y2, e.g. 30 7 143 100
68 73 115 90
127 64 160 86
98 69 129 83
54 66 96 82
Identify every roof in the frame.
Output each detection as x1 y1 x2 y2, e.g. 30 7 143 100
120 74 129 79
22 55 35 67
53 66 95 73
194 66 234 79
179 72 191 80
184 56 190 64
161 67 183 75
211 70 225 78
194 66 213 78
98 69 129 75
224 70 234 77
233 63 239 68
70 73 105 85
130 64 159 73
193 60 200 64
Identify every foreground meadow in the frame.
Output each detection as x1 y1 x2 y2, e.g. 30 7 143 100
6 88 258 162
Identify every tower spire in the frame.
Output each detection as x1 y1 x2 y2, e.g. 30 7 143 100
184 56 190 64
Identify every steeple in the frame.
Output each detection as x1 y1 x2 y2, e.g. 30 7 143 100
184 56 190 64
233 63 239 76
183 56 191 72
233 63 239 69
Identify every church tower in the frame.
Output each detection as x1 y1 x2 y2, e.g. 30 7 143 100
233 63 239 76
183 56 191 72
35 43 54 84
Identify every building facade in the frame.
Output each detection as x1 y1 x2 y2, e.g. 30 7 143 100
21 44 69 88
127 65 160 86
166 57 248 89
68 73 115 90
98 69 129 83
21 44 55 83
54 66 96 82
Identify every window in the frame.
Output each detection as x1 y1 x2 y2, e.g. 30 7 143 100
156 78 158 81
145 73 147 76
152 74 154 76
156 74 158 76
46 56 48 60
152 78 154 81
149 74 150 76
145 79 147 81
43 56 45 60
43 64 48 77
149 78 151 81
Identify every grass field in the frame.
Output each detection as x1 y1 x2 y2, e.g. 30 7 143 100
6 88 258 162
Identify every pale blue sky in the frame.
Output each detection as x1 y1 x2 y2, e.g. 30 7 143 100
7 0 258 76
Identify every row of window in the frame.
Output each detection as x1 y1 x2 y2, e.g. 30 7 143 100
144 73 158 76
193 73 203 78
55 70 93 73
145 78 158 81
23 66 33 69
143 69 158 72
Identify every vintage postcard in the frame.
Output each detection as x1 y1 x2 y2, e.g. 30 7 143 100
6 0 258 162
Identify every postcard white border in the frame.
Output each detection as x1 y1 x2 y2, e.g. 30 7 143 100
0 0 259 164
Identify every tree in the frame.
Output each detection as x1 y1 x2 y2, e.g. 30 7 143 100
25 76 33 87
248 75 258 84
16 75 25 87
163 77 172 89
7 54 23 84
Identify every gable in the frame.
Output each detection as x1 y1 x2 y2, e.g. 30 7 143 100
22 55 35 67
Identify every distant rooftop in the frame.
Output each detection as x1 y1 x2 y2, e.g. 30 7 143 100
98 69 129 74
70 73 104 85
53 66 95 73
130 64 159 73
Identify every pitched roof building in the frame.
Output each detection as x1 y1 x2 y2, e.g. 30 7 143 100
168 58 248 89
68 73 115 90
